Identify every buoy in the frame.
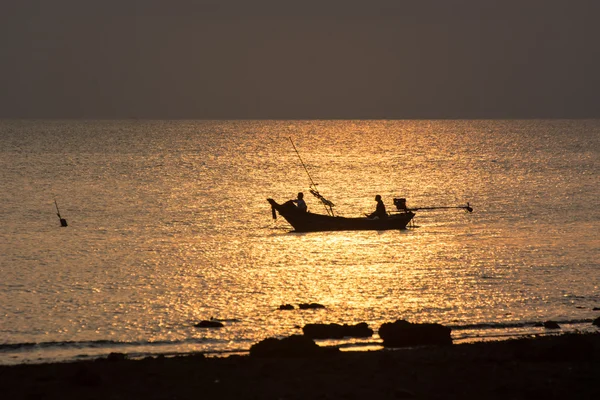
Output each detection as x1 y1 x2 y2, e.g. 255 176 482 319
54 199 68 227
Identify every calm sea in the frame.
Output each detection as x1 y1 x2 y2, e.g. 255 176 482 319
1 120 598 364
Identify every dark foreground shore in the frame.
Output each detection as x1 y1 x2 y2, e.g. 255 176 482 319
1 333 598 400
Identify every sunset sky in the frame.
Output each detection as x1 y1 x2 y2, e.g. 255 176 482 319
1 0 599 119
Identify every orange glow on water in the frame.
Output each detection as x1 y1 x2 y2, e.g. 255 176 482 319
2 119 598 363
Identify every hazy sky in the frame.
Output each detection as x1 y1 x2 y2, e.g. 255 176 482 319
1 0 599 119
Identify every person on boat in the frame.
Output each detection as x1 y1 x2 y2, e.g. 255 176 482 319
292 192 308 212
368 194 387 219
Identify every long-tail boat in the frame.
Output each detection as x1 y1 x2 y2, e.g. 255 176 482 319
267 197 415 232
269 138 472 232
267 196 472 233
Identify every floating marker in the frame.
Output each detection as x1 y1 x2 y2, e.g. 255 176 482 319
54 199 68 227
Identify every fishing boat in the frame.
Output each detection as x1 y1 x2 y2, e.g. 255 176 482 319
269 138 472 233
267 197 416 232
268 196 473 233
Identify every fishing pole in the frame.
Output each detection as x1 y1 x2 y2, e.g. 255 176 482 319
289 137 318 189
288 137 335 216
54 199 68 227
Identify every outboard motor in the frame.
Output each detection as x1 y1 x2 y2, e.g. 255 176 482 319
393 198 407 211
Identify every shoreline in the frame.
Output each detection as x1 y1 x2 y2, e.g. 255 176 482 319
2 320 597 367
1 321 598 367
2 332 598 399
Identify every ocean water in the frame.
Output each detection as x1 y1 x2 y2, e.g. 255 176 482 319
0 119 598 365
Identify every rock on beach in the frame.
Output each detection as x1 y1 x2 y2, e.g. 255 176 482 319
379 320 452 347
249 335 338 358
298 303 326 310
194 320 224 328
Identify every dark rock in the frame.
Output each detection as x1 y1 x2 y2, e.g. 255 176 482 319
303 322 373 339
378 320 452 348
593 317 600 327
298 303 325 310
593 307 600 311
533 322 544 327
249 335 339 358
106 352 127 362
543 321 561 329
279 304 295 310
194 320 224 328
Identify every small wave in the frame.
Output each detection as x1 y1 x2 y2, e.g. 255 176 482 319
209 317 242 323
450 318 594 331
0 337 218 353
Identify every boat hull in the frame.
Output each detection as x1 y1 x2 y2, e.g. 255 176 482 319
267 199 415 232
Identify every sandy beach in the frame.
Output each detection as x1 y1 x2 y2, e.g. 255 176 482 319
1 333 598 400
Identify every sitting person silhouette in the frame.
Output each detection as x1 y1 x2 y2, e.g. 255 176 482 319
292 192 307 212
367 194 387 219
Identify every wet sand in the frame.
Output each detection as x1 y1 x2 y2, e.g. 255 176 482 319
1 333 598 400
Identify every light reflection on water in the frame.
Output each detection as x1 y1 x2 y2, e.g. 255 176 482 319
0 119 598 364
